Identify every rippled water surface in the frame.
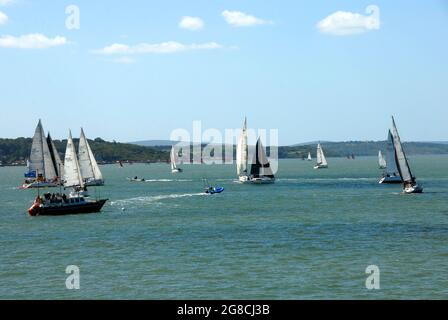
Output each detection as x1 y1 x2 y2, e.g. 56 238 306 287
1 156 448 299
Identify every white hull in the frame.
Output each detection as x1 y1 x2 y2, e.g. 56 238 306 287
314 164 328 169
171 168 182 173
404 184 423 194
248 177 275 184
84 178 104 186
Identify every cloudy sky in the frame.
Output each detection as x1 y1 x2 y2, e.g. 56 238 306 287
0 0 447 144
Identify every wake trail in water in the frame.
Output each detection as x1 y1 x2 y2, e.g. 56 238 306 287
111 192 206 206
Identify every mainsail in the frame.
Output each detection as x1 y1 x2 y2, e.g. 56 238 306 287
171 146 179 170
384 130 399 176
78 128 103 182
391 117 413 183
316 144 327 166
29 120 57 180
63 130 84 188
378 150 386 169
307 152 312 161
47 133 64 178
250 138 275 178
236 117 248 176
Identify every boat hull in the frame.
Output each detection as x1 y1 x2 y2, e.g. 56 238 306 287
404 185 423 194
28 199 107 216
313 165 328 169
379 176 402 184
248 177 275 184
84 179 104 187
171 169 182 173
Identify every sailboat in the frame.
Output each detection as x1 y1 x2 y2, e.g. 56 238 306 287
248 138 276 184
78 128 104 186
170 146 183 173
22 120 60 189
378 130 402 184
378 150 386 169
28 130 108 216
314 143 328 169
236 117 250 183
307 152 312 161
391 116 423 193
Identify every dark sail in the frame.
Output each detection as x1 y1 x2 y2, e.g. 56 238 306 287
250 138 275 178
391 117 414 183
47 133 60 177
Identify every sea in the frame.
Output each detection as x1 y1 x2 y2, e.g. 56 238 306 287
1 156 447 299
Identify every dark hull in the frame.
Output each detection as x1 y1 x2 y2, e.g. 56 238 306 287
31 199 107 216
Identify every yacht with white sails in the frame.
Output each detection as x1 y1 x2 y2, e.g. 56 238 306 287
314 143 328 169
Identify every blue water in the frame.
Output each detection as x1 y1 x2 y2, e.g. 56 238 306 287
1 156 448 299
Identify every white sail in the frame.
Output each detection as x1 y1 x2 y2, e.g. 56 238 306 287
391 117 413 182
63 130 84 188
47 133 64 178
29 120 57 180
236 117 248 176
378 150 386 169
316 144 327 166
170 146 179 170
307 152 312 161
78 128 103 182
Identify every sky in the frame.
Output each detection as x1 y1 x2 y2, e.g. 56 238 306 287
0 0 447 145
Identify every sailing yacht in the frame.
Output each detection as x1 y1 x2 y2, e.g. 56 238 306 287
391 116 423 194
314 144 328 169
247 138 276 184
78 128 104 186
170 146 183 173
378 150 386 169
236 117 250 183
28 131 108 216
379 130 402 184
307 152 312 161
22 120 60 189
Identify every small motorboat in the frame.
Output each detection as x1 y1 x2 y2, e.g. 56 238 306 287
204 186 224 194
203 178 224 194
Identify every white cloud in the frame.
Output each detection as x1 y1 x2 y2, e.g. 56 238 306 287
317 5 381 36
222 10 272 27
0 33 67 49
0 0 15 6
93 41 222 55
0 11 7 25
179 16 204 31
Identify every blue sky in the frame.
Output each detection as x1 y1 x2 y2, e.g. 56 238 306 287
0 0 447 145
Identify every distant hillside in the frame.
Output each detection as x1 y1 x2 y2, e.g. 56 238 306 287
130 140 177 147
279 141 448 158
2 138 448 166
0 137 169 166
